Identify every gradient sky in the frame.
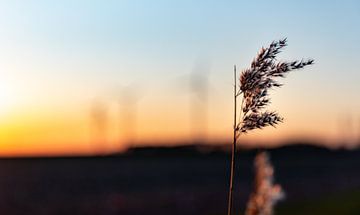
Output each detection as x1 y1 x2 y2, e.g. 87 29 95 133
0 0 360 156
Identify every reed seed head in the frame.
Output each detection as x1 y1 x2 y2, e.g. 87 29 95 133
239 39 313 133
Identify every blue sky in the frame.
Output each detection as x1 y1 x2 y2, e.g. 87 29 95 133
0 0 360 155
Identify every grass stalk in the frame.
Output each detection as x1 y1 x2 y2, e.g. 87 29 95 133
227 65 238 215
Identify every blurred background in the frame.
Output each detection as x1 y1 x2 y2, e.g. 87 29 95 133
0 0 359 214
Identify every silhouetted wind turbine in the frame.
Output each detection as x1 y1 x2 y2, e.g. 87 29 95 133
338 114 355 147
117 84 142 148
90 99 109 154
172 58 212 143
189 60 211 143
358 117 360 145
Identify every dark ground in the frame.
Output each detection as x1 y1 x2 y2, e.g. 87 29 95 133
0 144 359 215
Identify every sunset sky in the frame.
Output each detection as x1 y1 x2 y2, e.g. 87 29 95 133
0 0 360 156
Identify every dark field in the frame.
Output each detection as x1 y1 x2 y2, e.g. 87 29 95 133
0 144 359 215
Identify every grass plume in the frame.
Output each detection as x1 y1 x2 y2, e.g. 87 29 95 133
226 38 313 215
238 38 313 133
245 151 285 215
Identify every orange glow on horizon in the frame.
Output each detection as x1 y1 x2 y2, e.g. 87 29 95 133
0 68 357 157
0 101 352 157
